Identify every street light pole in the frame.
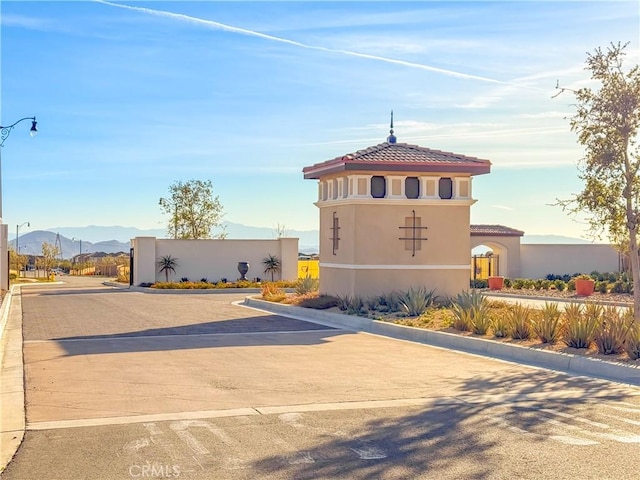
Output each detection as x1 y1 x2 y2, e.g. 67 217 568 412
16 221 30 277
0 117 38 219
0 116 38 290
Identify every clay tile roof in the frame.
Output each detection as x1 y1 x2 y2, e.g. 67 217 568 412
471 224 525 237
303 142 491 179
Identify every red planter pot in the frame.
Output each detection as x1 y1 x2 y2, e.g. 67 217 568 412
575 278 595 296
487 276 504 290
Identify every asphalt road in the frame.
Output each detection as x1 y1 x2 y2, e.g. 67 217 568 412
2 277 639 479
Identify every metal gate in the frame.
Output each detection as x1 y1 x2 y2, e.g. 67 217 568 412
471 254 500 280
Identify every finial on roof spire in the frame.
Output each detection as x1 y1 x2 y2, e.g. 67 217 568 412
387 110 397 144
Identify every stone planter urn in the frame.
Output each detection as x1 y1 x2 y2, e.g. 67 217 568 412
237 262 250 281
487 276 504 290
575 278 595 296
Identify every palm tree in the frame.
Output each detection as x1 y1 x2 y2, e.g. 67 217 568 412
262 254 281 281
157 254 178 282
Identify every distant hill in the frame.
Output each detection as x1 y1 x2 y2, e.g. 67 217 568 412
11 231 129 257
12 225 599 259
13 222 321 257
520 235 605 244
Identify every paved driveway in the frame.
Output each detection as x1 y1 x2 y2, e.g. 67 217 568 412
2 278 639 479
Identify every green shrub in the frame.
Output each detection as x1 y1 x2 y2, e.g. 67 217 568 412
503 278 512 288
298 295 338 310
261 282 285 301
365 296 384 311
512 279 525 290
492 315 509 338
450 290 490 333
624 319 640 360
295 275 319 295
379 292 399 311
347 296 366 315
554 279 566 291
611 280 631 294
507 303 532 339
567 279 576 291
563 303 599 349
452 290 485 311
533 302 563 344
336 294 352 311
594 306 631 355
470 279 488 289
451 304 473 331
398 287 437 317
336 294 365 314
471 303 492 335
595 281 608 293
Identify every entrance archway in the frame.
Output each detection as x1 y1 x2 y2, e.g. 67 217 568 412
470 225 524 279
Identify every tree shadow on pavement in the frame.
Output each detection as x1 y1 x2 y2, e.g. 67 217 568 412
248 369 636 480
52 316 342 356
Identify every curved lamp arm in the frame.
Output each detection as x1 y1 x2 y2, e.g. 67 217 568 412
0 116 38 147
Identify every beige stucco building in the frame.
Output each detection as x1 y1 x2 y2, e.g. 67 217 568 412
303 126 491 299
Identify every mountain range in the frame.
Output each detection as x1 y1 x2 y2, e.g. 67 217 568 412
10 222 601 258
10 222 322 257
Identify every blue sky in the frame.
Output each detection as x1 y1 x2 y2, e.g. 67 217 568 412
1 0 638 240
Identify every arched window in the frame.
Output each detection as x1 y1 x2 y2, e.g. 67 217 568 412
371 176 386 198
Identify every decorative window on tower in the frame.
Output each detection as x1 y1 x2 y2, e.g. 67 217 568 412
405 177 420 199
371 176 386 198
439 177 453 199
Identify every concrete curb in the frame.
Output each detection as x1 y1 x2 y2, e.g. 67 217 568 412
243 297 640 387
0 286 24 472
117 285 264 295
104 282 293 296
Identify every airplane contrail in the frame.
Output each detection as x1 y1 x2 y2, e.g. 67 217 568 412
95 0 530 88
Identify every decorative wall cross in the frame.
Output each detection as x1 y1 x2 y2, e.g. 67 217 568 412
331 211 341 255
398 210 428 256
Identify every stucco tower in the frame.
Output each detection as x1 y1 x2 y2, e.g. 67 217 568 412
303 115 491 299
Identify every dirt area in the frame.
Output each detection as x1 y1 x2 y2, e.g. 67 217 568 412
487 287 634 305
285 293 639 366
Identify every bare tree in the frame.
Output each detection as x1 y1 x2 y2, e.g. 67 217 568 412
555 42 640 318
159 179 225 239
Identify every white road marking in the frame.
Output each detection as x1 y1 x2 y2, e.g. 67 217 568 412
539 408 610 429
350 445 387 460
279 412 388 460
600 413 640 426
484 414 599 446
169 420 247 469
123 437 151 453
540 415 640 443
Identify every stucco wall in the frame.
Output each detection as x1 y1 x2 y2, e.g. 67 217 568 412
131 237 299 285
320 267 468 300
317 200 472 299
520 244 620 279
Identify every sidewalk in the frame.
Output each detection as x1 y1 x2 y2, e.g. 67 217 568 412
0 286 24 472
